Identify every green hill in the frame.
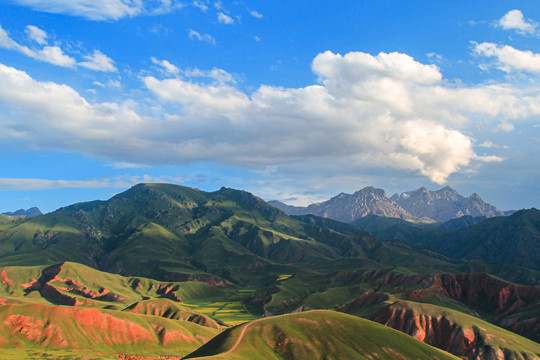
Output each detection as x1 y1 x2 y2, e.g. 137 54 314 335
184 310 460 360
0 303 219 360
0 183 462 285
352 209 540 272
0 184 539 360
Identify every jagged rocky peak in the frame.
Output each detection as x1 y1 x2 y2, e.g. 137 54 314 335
353 186 387 198
271 185 507 224
296 186 414 223
392 186 504 222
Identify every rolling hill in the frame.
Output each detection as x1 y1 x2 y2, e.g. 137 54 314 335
0 183 466 285
184 310 460 360
0 183 538 359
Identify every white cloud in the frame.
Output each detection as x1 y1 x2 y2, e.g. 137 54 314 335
107 79 121 88
11 0 144 20
11 0 185 21
0 25 34 54
183 67 235 83
0 25 115 71
0 26 76 67
0 174 184 190
107 162 149 169
144 76 249 114
193 1 208 12
36 45 77 67
25 25 47 45
188 29 216 44
473 42 540 74
3 50 537 185
249 10 262 19
217 12 234 24
498 9 537 35
476 155 505 163
79 50 117 72
479 141 509 149
151 57 179 75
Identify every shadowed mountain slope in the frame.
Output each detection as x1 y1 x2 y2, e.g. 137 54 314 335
352 209 540 272
0 183 465 285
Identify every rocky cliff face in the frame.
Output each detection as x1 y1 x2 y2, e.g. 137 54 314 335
271 187 414 223
391 186 504 222
371 301 540 360
271 185 506 223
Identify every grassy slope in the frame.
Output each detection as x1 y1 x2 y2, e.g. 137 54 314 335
184 310 460 360
350 300 540 359
352 210 540 274
0 183 465 286
0 303 219 358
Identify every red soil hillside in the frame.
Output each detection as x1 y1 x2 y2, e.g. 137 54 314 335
401 273 540 342
0 303 219 356
184 310 459 360
369 301 540 360
124 298 221 329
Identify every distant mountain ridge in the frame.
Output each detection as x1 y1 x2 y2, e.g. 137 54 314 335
271 187 415 223
390 186 505 222
2 207 43 217
271 186 505 223
352 208 540 271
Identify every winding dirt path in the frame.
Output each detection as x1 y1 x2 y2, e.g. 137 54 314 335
186 317 264 359
186 311 326 359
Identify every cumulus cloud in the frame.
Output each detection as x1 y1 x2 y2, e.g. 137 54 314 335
25 25 47 45
79 50 117 72
144 76 249 115
188 29 216 44
473 42 540 74
0 25 115 71
0 26 76 67
183 67 235 83
498 9 537 35
217 12 234 24
151 57 179 75
2 50 536 185
249 10 263 19
11 0 184 21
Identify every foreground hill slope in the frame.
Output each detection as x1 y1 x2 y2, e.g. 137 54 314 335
184 310 459 360
0 303 219 358
364 301 540 360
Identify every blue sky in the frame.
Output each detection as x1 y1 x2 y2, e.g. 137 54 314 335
1 1 540 213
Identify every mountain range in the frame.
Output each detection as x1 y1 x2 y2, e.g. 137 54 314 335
0 183 538 360
352 208 540 271
1 207 43 217
270 186 507 223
